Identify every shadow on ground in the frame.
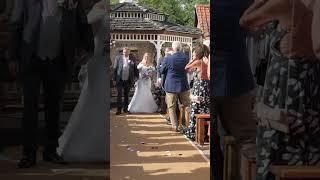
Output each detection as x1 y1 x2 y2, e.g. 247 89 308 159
110 109 210 180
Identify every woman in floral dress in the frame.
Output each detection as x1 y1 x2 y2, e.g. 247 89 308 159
184 44 210 141
241 0 320 179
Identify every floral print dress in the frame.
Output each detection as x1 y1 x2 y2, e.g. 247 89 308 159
185 70 210 141
256 28 320 180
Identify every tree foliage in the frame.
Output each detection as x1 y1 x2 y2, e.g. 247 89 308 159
110 0 209 26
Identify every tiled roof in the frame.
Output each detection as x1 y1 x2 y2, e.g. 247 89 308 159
111 2 165 15
111 18 202 35
110 3 202 36
195 4 210 37
111 18 162 31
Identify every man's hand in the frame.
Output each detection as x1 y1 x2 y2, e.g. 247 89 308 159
8 61 18 78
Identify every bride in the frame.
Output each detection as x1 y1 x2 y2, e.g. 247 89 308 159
57 0 109 162
128 53 158 113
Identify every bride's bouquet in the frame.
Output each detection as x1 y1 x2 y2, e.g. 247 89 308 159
141 67 155 79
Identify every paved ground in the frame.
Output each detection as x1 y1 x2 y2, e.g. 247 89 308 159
0 146 109 180
157 115 210 161
110 109 210 180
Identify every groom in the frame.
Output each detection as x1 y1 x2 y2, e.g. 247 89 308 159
7 0 94 168
113 47 136 115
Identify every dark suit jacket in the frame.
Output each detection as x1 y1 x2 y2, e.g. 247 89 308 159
113 55 136 85
212 0 255 97
157 56 169 89
7 0 94 77
160 52 189 93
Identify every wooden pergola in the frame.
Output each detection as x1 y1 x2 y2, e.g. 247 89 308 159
110 1 202 77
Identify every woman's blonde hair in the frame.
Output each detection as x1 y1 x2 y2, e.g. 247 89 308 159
142 53 152 66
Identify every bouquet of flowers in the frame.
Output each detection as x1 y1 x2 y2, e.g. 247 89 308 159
141 67 155 79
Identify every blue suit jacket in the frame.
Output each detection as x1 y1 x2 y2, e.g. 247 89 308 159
160 52 189 93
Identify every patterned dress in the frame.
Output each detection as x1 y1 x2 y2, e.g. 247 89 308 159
256 28 320 180
186 70 210 141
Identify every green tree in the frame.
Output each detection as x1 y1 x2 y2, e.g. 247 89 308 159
110 0 118 4
110 0 209 26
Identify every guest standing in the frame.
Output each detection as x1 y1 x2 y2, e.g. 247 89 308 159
241 0 320 179
160 41 190 131
113 47 136 115
212 0 257 179
185 44 210 140
8 0 94 168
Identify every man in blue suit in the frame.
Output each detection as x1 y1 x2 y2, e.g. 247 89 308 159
160 41 190 131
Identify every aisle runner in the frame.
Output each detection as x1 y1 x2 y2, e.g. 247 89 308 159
111 111 210 180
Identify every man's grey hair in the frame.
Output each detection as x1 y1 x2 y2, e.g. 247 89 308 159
172 41 182 52
123 47 130 51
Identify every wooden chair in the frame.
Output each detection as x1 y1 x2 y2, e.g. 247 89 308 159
223 136 236 180
195 113 210 145
240 143 256 180
207 123 210 138
222 137 256 180
271 166 320 180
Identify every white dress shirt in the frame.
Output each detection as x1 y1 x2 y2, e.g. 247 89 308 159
122 56 130 81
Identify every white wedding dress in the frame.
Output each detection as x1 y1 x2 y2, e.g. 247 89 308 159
57 1 109 162
128 63 158 113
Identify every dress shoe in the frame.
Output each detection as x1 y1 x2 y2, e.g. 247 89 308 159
43 151 67 164
18 155 36 168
